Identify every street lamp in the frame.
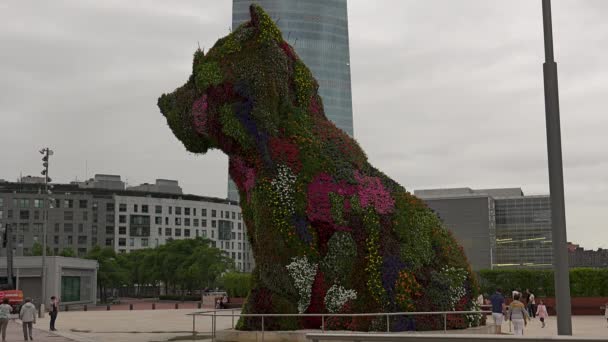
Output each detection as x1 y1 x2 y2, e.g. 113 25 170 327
39 147 53 316
541 0 572 335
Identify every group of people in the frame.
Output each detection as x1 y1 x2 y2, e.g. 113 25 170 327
214 294 229 309
489 288 549 335
0 296 59 341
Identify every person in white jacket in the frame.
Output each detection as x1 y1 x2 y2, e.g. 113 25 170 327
19 298 37 341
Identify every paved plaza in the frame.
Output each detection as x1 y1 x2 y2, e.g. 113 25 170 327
15 310 605 342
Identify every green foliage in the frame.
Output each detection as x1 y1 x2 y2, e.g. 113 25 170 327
59 248 75 257
30 242 53 256
218 272 252 297
219 104 252 147
195 61 223 91
321 232 357 285
294 61 314 107
252 4 282 44
478 268 608 297
362 209 385 306
393 196 434 270
329 193 347 226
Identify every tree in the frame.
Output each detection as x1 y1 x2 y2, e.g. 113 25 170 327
58 248 75 257
30 242 52 256
85 246 128 302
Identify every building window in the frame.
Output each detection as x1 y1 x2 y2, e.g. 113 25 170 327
202 230 207 238
211 210 217 218
238 233 242 240
193 208 197 216
119 215 126 223
64 211 73 221
129 238 134 247
165 217 169 225
158 228 162 236
67 236 73 245
106 203 115 211
184 218 190 226
232 212 236 220
105 239 113 246
119 226 127 235
165 228 172 236
175 229 182 237
54 223 60 232
238 213 242 220
78 223 84 233
118 238 126 246
18 199 30 208
134 204 138 213
238 223 242 230
19 210 29 220
211 230 214 238
185 207 190 216
119 203 127 212
155 205 162 214
142 238 149 247
212 220 216 228
142 205 149 213
78 236 87 244
64 199 73 208
82 211 88 221
54 236 59 244
175 207 182 215
195 230 199 237
61 276 81 302
193 219 199 227
106 226 114 235
34 199 43 208
64 223 73 233
202 208 207 217
168 206 172 214
155 217 162 225
79 200 88 209
232 232 236 240
202 220 207 228
184 229 190 237
33 210 40 220
175 217 181 226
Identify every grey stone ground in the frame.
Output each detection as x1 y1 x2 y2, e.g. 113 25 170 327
29 311 608 342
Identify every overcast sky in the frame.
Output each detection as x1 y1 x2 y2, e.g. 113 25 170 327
1 1 606 249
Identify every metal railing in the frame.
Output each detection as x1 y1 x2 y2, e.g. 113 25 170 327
187 309 491 341
305 333 608 342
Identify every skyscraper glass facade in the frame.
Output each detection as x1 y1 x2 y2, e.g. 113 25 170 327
229 0 354 201
494 196 553 268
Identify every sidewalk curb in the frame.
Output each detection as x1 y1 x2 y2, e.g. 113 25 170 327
14 320 93 342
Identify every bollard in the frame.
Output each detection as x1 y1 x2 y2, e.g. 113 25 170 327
175 303 179 309
152 303 155 310
197 302 202 309
386 314 390 332
64 305 69 312
84 304 87 312
106 305 110 311
129 304 133 310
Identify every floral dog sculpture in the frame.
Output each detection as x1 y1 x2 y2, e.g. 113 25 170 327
158 4 481 331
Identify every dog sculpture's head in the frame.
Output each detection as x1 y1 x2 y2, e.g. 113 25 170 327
158 4 317 157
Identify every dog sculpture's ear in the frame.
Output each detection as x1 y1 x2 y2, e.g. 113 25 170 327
248 4 282 43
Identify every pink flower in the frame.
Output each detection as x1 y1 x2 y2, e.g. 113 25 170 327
354 171 395 214
192 94 208 135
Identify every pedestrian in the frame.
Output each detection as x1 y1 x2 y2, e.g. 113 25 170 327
19 298 36 341
0 298 13 342
536 299 548 328
49 296 59 331
508 293 529 336
489 288 505 334
527 290 536 319
604 302 608 327
476 293 484 307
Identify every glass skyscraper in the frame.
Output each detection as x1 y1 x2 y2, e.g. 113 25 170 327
229 0 354 201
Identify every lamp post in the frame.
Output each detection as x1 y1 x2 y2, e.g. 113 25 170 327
39 147 53 317
541 0 572 335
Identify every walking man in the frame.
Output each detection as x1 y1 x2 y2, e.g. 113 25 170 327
0 298 13 342
19 298 36 341
489 288 505 334
49 296 59 331
527 290 536 319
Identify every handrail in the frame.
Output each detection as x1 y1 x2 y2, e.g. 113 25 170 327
187 309 491 341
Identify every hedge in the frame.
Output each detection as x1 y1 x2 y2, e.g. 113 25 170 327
477 268 608 297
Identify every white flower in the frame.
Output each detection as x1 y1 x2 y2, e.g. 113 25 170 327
271 164 297 214
324 285 357 313
286 256 317 313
